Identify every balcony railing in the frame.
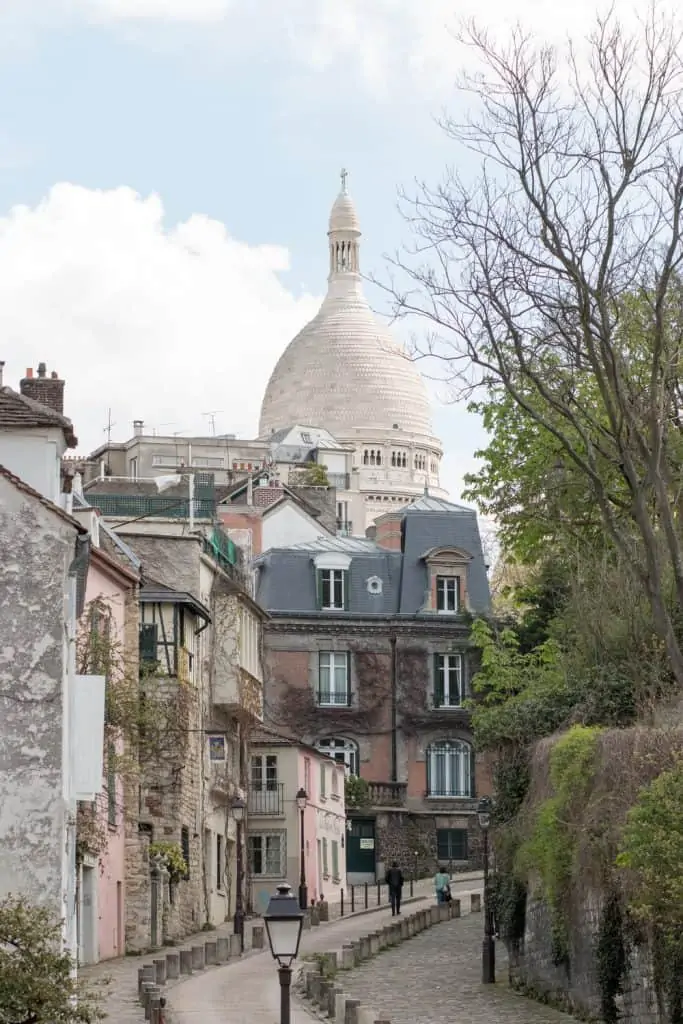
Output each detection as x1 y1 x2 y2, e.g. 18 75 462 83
367 781 407 807
87 494 216 519
336 520 353 537
248 784 285 816
317 688 352 708
328 473 350 490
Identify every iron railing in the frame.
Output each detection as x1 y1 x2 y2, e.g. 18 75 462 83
317 688 352 708
248 784 285 816
87 494 215 519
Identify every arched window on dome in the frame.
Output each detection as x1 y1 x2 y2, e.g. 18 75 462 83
391 453 396 467
316 737 359 776
402 453 407 468
370 450 376 465
426 739 475 798
363 450 369 465
376 451 382 466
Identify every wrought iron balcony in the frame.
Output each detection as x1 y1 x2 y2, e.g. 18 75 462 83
248 784 285 816
317 688 352 708
328 473 350 490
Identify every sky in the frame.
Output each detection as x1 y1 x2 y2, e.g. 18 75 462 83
0 0 645 504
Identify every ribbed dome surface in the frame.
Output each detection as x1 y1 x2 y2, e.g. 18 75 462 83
259 281 433 439
259 175 434 441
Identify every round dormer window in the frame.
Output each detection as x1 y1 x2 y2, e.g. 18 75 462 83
366 576 383 595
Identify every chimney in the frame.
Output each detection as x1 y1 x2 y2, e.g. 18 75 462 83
20 363 65 415
0 361 4 387
133 419 144 437
374 511 403 551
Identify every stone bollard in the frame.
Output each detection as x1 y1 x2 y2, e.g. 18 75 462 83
319 900 330 922
138 965 155 997
360 934 372 960
471 892 482 913
140 982 155 1010
229 933 242 957
153 958 167 985
341 943 355 969
179 949 193 975
452 897 461 918
400 918 409 940
191 945 205 971
302 908 312 930
351 940 361 965
204 940 217 965
166 952 180 980
335 989 347 1022
329 983 343 1018
430 906 440 926
438 903 450 922
311 905 321 927
251 924 265 949
216 936 230 962
144 984 160 1021
345 998 361 1024
150 994 161 1024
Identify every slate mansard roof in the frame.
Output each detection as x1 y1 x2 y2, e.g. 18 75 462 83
254 498 490 618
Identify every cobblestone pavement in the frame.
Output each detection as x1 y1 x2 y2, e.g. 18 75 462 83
340 911 580 1024
167 877 484 1024
81 874 483 1022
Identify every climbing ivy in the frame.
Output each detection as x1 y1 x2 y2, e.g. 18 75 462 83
596 891 629 1024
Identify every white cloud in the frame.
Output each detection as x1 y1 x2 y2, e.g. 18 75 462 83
81 0 232 22
0 184 320 452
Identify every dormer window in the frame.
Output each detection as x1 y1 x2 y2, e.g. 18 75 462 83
437 575 460 614
319 568 347 610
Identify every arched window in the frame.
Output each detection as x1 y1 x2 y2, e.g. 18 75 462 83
376 451 382 466
426 740 474 798
391 452 396 467
363 450 369 465
316 737 359 776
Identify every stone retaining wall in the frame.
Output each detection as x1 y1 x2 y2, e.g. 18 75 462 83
297 893 481 1024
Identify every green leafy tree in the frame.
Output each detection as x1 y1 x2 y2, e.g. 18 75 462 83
0 895 104 1024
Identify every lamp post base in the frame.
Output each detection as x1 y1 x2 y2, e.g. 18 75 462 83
278 965 292 1024
482 936 496 984
233 910 244 954
298 883 308 911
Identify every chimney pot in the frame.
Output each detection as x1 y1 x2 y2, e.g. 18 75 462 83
20 364 65 414
51 371 58 380
133 419 144 437
37 362 46 378
26 367 33 379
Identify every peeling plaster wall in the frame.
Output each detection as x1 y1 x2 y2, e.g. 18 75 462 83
0 476 76 919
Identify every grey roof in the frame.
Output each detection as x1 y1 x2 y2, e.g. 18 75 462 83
401 494 473 514
140 579 211 622
73 490 143 569
0 386 77 446
255 504 490 617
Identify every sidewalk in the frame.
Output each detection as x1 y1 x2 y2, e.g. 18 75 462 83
82 873 483 1022
167 875 484 1024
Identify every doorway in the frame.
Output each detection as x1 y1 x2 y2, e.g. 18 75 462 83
79 864 97 964
346 818 376 884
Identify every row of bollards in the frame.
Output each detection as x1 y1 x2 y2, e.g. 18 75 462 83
338 879 415 918
137 926 266 1021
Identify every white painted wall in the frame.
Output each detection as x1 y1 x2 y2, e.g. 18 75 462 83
262 501 326 551
0 429 65 502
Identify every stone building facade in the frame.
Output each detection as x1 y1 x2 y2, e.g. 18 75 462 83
255 494 492 882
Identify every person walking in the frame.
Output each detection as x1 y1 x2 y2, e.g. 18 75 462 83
434 868 450 904
385 861 404 916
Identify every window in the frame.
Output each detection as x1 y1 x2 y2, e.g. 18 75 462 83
318 569 347 610
216 834 223 890
208 735 227 761
192 456 225 468
180 826 191 880
304 757 311 795
301 432 312 444
251 754 278 791
129 457 138 480
434 654 465 707
436 575 460 614
437 828 469 862
427 740 474 798
331 768 339 798
318 652 350 706
322 837 329 878
139 623 158 664
248 832 285 877
320 763 327 799
316 737 359 776
332 840 340 880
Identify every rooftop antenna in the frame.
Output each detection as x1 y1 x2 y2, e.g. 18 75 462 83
103 408 116 444
203 410 223 436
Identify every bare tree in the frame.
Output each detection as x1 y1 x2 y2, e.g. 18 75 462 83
387 6 683 684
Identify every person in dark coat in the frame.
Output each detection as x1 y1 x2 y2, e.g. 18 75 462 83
385 861 404 916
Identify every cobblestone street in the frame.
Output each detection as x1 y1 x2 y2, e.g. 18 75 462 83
339 911 579 1024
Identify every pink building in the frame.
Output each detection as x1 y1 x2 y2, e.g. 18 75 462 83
77 521 139 963
247 726 347 914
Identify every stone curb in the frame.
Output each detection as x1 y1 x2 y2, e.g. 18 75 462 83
134 893 428 1022
296 890 483 1024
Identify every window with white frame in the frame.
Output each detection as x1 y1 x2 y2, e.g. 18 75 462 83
427 740 474 798
331 840 340 880
320 763 326 799
251 754 278 791
434 654 465 707
331 767 339 797
436 575 460 614
316 737 359 776
318 569 346 610
318 651 350 706
248 832 286 877
322 837 329 877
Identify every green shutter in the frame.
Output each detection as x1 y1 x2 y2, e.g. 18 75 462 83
433 654 444 707
315 569 323 609
139 623 158 663
343 570 350 610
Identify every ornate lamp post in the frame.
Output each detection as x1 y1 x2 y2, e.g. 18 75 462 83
231 795 246 953
478 796 495 984
296 787 308 910
264 883 305 1024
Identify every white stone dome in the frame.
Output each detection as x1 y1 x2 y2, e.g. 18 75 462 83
259 175 434 441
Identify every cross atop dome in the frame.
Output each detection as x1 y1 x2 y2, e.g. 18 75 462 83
340 167 349 193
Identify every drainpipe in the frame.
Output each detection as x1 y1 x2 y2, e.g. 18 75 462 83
390 634 398 782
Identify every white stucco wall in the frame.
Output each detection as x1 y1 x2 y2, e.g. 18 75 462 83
0 429 66 503
0 474 77 924
262 501 326 551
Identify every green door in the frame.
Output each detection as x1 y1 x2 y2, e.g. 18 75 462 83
347 818 376 877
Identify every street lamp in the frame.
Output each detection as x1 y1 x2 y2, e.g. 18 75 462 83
477 796 495 984
231 795 246 953
296 787 308 910
264 883 305 1024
